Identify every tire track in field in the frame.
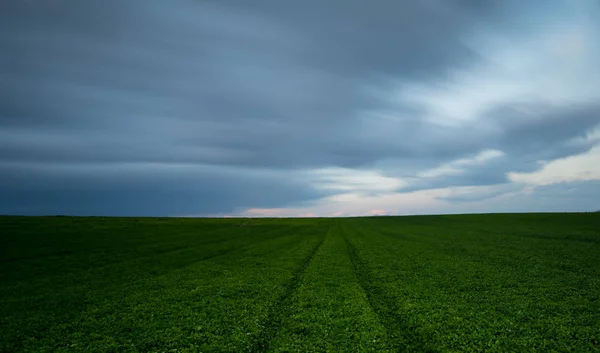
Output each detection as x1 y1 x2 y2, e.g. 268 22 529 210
249 223 330 353
341 222 435 353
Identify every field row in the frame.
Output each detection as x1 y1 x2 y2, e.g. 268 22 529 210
1 214 599 352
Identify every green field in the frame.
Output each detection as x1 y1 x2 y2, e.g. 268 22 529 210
1 214 599 352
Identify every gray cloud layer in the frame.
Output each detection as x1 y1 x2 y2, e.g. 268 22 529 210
1 0 599 215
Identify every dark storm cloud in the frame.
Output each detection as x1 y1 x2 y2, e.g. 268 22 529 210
0 161 329 216
0 0 490 164
1 0 599 215
205 0 490 78
485 103 600 163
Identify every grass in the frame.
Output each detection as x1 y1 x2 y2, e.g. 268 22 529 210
1 213 599 352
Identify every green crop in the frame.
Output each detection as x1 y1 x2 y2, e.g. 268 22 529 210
1 214 599 352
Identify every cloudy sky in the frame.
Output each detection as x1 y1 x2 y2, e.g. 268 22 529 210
1 0 599 217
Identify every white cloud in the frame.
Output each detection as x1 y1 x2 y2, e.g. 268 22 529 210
308 167 407 193
235 183 525 217
567 124 600 147
390 18 600 128
418 149 504 178
302 150 504 198
508 145 600 186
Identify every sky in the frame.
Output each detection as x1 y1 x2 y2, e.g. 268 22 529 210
1 0 599 217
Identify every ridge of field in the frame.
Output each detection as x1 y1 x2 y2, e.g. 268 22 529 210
1 214 599 352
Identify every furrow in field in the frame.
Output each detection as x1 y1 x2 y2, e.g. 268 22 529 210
266 220 389 352
341 220 435 352
248 223 328 352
